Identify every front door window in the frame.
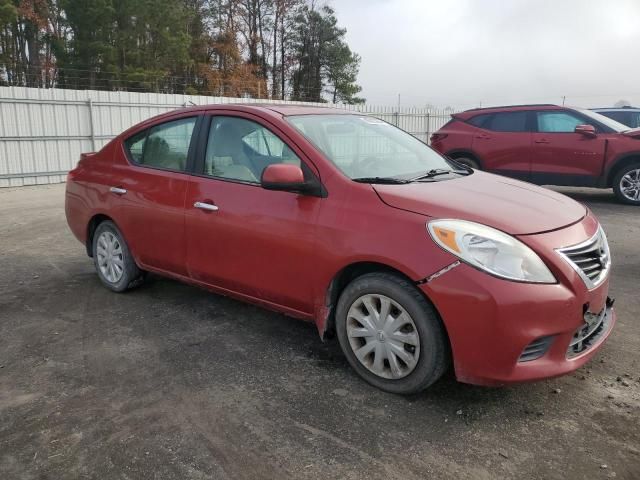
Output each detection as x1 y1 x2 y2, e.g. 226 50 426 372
204 116 302 183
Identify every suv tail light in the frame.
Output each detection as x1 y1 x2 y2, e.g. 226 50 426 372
430 133 448 143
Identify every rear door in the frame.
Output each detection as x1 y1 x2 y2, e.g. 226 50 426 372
530 110 606 185
113 114 200 276
469 111 532 180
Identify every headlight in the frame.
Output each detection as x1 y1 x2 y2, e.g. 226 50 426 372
427 219 556 283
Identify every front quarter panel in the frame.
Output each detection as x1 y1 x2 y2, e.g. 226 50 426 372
310 182 456 334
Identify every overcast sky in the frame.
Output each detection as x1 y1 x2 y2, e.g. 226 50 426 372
334 0 640 108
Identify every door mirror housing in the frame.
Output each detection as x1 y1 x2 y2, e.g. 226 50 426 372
261 163 322 196
575 124 597 138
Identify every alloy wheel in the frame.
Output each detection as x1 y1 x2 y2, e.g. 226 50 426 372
620 169 640 201
346 294 421 379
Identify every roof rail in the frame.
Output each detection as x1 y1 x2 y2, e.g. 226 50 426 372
463 103 558 112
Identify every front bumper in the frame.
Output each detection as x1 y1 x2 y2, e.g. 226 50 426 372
421 216 616 386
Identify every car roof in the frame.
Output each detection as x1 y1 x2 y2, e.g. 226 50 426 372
592 107 640 112
118 102 356 139
133 103 353 129
172 103 353 117
454 104 562 120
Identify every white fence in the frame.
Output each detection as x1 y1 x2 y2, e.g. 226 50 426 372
0 86 455 187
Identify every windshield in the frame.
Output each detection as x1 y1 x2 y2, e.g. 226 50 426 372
286 114 455 180
575 108 629 132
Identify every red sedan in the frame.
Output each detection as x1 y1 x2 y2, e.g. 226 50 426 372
65 104 615 394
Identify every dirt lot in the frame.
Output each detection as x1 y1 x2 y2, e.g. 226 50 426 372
0 184 638 480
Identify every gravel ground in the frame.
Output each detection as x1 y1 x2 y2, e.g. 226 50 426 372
0 183 638 480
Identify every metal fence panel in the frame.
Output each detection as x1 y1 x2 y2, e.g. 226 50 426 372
0 86 456 187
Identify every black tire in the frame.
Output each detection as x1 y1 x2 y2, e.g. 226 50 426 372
453 156 480 170
335 272 450 394
612 163 640 205
92 220 144 292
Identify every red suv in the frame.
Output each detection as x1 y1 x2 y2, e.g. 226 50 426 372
431 104 640 204
65 104 615 394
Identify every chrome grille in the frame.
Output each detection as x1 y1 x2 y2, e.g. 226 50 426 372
556 227 611 290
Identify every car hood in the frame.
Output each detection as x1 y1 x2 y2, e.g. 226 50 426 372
373 171 587 235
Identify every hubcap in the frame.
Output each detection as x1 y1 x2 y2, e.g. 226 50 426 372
620 169 640 201
96 231 124 284
346 294 420 379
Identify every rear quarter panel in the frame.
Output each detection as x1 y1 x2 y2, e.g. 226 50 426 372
431 119 475 156
65 141 119 247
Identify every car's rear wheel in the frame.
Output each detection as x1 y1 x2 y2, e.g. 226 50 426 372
453 156 480 170
92 220 144 292
335 272 449 394
613 163 640 205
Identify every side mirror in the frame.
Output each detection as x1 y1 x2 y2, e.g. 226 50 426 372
261 163 308 193
575 124 597 138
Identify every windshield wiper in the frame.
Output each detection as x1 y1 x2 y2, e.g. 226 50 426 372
352 176 411 184
409 168 469 181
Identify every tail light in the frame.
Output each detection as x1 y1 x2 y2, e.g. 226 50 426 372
430 133 448 143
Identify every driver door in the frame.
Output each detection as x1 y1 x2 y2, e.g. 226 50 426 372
184 113 323 315
531 110 606 183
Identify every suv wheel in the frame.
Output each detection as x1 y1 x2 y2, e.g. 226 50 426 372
613 163 640 205
335 272 450 394
92 221 144 292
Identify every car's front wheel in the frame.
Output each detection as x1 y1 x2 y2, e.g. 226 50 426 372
335 272 450 394
92 220 144 292
613 163 640 205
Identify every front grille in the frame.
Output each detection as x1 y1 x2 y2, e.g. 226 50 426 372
567 299 613 358
556 227 611 290
519 336 554 362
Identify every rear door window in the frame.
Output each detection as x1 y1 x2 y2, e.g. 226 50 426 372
486 112 528 132
468 114 492 129
124 117 197 172
468 112 528 132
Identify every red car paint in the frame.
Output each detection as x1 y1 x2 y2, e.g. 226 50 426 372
65 104 615 386
431 104 640 189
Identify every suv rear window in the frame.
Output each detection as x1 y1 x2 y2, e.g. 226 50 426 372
468 112 528 132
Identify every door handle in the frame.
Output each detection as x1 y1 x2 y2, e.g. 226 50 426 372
535 139 550 144
475 134 491 140
109 186 127 195
194 201 219 212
